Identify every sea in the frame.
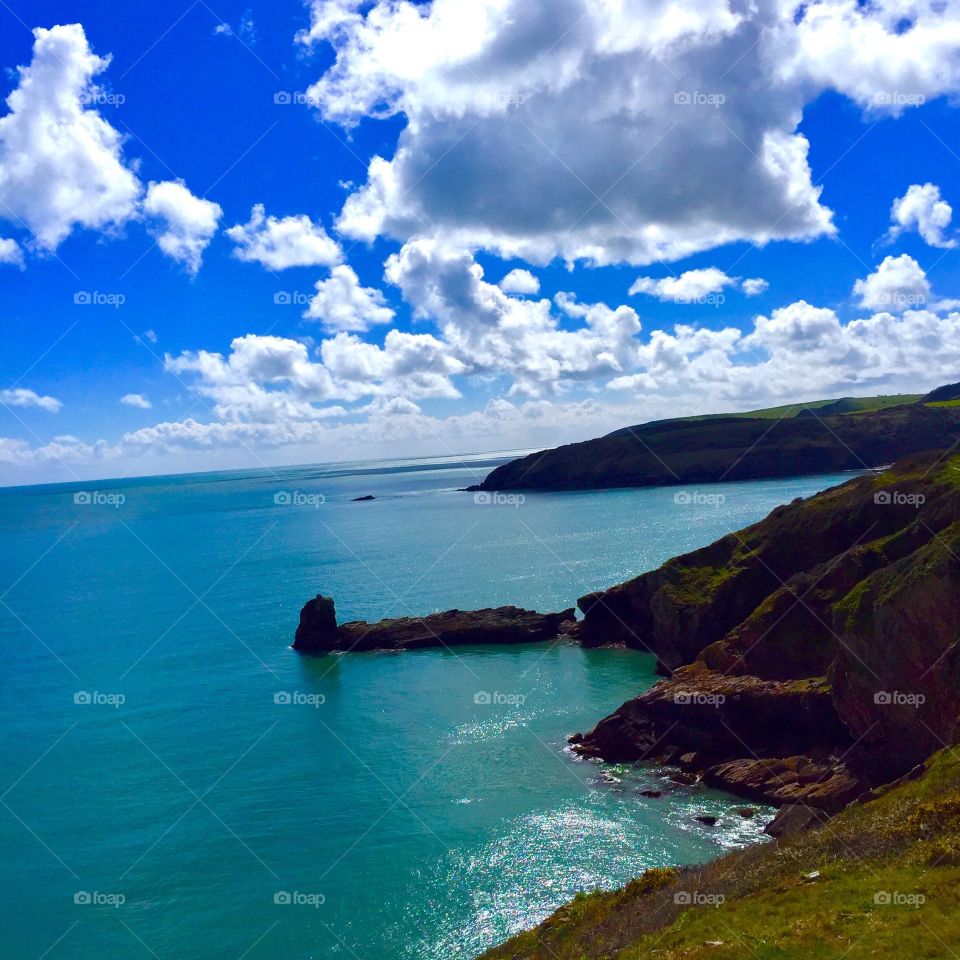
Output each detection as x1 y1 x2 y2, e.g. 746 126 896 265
0 451 858 959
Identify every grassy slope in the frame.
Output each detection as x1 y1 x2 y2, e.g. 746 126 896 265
480 749 960 960
675 393 921 422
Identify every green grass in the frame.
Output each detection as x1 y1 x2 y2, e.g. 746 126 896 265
676 394 920 423
479 749 960 960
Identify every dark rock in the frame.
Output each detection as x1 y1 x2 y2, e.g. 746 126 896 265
294 597 576 654
351 495 376 501
764 804 833 838
735 807 757 818
293 595 340 653
638 789 663 798
694 814 718 826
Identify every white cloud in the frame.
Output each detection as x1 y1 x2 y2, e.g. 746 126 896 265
303 264 395 331
121 393 152 409
225 203 342 270
385 239 641 395
143 180 222 276
742 277 769 296
853 254 930 312
499 268 540 295
0 24 141 251
0 237 23 267
0 388 62 412
630 268 735 303
888 183 955 248
299 0 960 269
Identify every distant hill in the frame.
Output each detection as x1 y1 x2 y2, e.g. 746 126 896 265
475 386 960 491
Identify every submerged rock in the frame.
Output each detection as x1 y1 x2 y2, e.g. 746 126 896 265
293 595 576 654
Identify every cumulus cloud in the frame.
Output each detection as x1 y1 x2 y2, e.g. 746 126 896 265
303 264 395 331
630 268 736 303
742 277 769 296
225 204 342 270
385 239 641 394
853 254 930 312
0 238 23 267
0 388 62 412
0 24 141 251
499 268 540 295
888 183 955 248
143 180 222 275
120 393 152 409
299 0 960 268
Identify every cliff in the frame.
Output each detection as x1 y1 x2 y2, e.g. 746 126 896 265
568 449 960 809
475 394 960 491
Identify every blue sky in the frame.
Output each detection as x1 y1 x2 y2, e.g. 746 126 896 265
3 0 960 484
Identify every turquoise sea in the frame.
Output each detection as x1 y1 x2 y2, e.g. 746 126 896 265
0 453 857 959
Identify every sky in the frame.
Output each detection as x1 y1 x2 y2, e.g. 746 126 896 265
2 0 960 485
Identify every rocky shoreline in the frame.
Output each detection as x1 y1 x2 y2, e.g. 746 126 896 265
294 448 960 834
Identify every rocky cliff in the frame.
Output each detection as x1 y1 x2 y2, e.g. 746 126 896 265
570 450 960 810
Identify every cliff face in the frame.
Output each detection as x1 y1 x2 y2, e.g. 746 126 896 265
572 451 960 808
476 401 960 491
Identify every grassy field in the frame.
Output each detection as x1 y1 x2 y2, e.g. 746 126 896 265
677 393 922 422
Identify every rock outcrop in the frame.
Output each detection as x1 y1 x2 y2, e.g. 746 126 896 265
293 595 576 654
570 450 960 808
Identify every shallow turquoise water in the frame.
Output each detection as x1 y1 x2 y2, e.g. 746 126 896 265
0 454 856 959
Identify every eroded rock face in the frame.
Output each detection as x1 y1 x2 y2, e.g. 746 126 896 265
571 452 960 806
293 597 576 654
